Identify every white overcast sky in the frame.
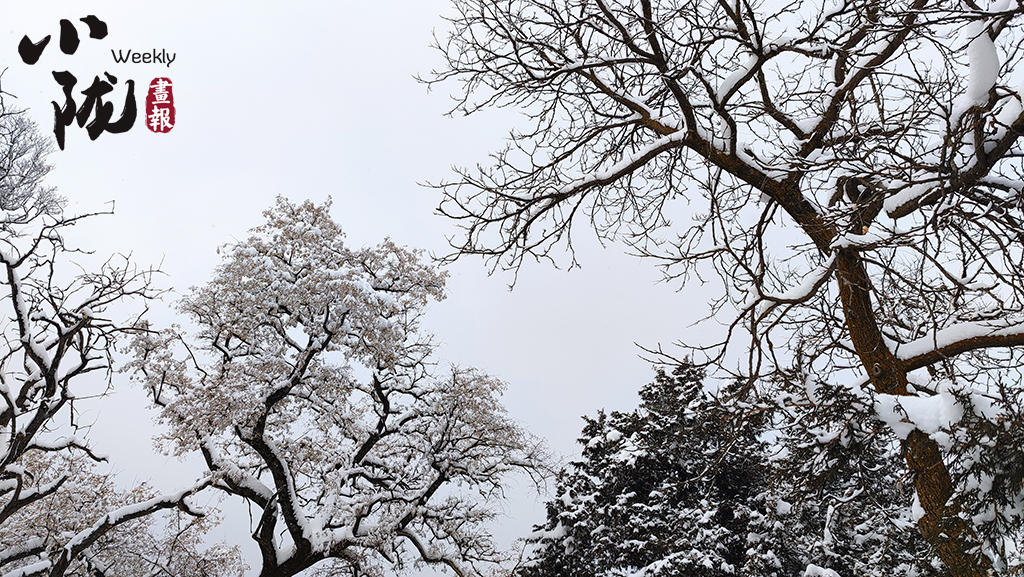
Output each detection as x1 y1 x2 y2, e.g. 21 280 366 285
3 0 714 569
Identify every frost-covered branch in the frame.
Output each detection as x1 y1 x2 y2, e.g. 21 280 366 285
0 101 243 577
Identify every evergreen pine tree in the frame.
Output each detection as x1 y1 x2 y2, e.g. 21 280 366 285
520 365 944 577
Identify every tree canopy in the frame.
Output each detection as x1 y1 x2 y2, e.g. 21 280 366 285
430 0 1024 574
128 197 548 577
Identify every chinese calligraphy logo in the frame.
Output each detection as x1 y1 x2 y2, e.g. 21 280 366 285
17 15 176 149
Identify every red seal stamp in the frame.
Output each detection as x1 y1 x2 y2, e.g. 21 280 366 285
145 77 174 133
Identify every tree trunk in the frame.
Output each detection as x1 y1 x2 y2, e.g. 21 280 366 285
835 250 989 577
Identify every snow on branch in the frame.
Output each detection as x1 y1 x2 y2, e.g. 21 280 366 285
898 318 1024 371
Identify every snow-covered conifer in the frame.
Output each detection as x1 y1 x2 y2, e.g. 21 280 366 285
521 365 946 577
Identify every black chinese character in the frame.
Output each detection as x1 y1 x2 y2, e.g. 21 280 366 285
51 71 136 150
18 16 108 65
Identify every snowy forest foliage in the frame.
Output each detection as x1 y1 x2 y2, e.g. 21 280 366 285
429 0 1024 574
127 197 548 577
0 100 547 576
8 0 1024 574
520 365 944 577
0 95 546 575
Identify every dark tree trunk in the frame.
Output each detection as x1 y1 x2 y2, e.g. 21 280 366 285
835 250 989 577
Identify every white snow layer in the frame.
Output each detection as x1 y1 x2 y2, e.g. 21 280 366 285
967 24 999 103
875 389 963 440
893 318 1024 362
949 19 1000 129
762 256 834 302
716 55 759 102
804 564 842 577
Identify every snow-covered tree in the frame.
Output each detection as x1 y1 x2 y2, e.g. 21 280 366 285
1 452 245 577
429 0 1024 573
521 365 940 577
127 197 548 577
520 365 785 577
0 102 242 577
